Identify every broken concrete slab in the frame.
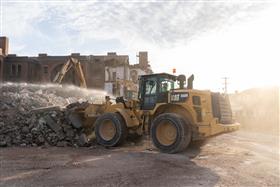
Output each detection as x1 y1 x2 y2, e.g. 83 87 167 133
0 140 7 147
44 115 62 134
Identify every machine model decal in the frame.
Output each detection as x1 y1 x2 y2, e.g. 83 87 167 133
170 92 189 102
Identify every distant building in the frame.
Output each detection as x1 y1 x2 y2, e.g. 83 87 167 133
0 36 152 97
104 51 152 96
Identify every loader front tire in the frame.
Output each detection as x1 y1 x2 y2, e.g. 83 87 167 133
151 113 192 153
94 113 127 147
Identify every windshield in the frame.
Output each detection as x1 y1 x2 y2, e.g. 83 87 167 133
159 78 175 93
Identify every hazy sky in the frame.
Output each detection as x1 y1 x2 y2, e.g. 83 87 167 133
0 0 279 92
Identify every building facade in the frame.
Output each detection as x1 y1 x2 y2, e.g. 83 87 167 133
0 36 152 97
104 51 152 97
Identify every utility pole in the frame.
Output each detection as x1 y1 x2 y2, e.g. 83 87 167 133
222 77 229 94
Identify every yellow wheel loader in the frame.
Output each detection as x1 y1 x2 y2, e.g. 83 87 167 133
69 73 239 153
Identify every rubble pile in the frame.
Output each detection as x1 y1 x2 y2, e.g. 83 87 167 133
0 83 106 147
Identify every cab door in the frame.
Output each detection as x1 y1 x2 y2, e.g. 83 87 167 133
157 78 172 103
140 78 158 110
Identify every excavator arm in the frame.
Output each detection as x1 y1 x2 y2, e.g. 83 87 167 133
53 57 87 88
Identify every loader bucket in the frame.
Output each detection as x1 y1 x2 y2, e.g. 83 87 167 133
68 112 83 129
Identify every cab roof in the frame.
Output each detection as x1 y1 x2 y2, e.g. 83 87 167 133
140 73 177 81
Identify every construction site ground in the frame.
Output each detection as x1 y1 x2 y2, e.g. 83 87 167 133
0 130 279 187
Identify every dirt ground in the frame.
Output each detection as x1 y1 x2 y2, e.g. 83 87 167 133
0 130 279 187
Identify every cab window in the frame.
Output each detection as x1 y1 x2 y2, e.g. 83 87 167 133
159 79 174 93
145 79 157 95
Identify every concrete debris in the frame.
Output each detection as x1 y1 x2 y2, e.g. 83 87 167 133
0 83 105 147
44 115 63 134
78 133 89 146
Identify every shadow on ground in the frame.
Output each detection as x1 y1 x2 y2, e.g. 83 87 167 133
0 146 219 187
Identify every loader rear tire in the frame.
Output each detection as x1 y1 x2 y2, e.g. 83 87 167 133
94 113 127 147
151 113 192 153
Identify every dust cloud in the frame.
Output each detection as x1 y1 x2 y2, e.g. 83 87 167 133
0 82 108 108
230 87 279 136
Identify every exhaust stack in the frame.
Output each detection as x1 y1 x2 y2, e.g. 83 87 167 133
187 74 194 89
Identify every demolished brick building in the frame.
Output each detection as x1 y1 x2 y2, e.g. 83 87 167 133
0 36 152 97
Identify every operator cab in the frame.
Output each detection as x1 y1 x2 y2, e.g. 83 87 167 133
139 73 177 110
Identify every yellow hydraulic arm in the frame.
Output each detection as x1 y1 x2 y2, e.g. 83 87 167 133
53 57 87 88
